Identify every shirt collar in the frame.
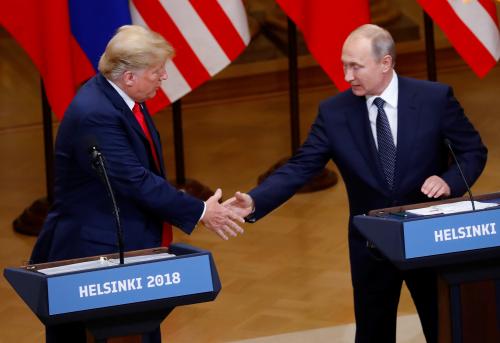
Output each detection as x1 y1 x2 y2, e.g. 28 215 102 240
106 78 136 111
366 70 398 108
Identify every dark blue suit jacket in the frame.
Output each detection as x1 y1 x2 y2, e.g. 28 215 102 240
249 76 487 226
31 74 204 263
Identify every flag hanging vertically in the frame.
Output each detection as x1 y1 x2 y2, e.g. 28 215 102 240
417 0 500 78
0 0 250 119
0 0 96 118
131 0 250 113
275 0 371 91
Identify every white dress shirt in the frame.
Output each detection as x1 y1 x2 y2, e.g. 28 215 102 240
107 79 135 111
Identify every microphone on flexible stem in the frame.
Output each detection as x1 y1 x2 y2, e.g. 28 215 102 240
88 143 125 264
444 138 475 211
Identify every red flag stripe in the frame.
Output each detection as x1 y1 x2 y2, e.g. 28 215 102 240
417 0 498 77
132 0 210 90
478 0 499 23
160 59 193 103
70 37 96 87
159 0 231 76
0 0 94 119
189 0 247 61
276 0 370 91
217 0 251 46
446 0 500 59
129 2 192 109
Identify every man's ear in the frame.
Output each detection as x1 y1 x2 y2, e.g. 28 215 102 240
122 71 135 86
381 55 393 73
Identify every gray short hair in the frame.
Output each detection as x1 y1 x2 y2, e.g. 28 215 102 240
350 24 395 66
98 25 174 81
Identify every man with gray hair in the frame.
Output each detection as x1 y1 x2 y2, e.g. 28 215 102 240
225 24 487 342
31 25 244 343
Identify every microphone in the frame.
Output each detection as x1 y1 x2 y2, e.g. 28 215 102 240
88 145 104 180
444 138 475 211
87 142 125 264
85 136 104 177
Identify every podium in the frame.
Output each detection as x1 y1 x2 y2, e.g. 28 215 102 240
353 192 500 343
3 243 221 342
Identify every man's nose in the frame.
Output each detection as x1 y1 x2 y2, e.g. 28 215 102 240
344 68 354 83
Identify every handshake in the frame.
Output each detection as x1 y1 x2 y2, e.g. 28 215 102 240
200 189 254 240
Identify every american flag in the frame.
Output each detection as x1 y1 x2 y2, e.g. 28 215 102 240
131 0 250 112
418 0 499 78
0 0 250 118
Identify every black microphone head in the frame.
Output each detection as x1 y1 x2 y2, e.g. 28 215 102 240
84 135 100 154
444 138 451 147
83 135 102 170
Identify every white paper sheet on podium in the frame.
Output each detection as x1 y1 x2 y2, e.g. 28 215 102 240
406 200 498 216
37 253 176 275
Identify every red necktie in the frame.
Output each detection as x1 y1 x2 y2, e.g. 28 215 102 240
132 103 173 246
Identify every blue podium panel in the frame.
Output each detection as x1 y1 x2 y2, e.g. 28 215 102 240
404 208 500 259
3 243 221 326
353 198 500 270
48 254 213 315
355 194 500 343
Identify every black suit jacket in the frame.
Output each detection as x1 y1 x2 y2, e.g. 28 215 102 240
249 76 487 226
31 74 204 263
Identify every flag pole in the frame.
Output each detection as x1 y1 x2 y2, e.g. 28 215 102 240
423 12 437 82
172 100 186 185
171 100 213 200
287 18 300 153
258 18 337 192
13 79 53 236
41 80 55 203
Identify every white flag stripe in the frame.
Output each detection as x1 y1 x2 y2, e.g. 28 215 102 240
130 2 192 103
217 0 251 45
131 0 250 105
159 0 231 76
161 60 192 102
129 1 144 27
448 0 500 60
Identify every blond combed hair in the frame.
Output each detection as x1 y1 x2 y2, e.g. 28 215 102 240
98 25 174 81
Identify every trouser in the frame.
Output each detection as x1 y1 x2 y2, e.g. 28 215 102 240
349 230 438 343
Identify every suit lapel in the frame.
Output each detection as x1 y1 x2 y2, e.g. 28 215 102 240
96 74 147 141
96 74 164 176
394 77 420 190
345 94 389 194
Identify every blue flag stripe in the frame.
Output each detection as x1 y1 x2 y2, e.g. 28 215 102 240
69 0 132 70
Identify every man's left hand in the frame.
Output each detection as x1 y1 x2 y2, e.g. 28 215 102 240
421 175 451 198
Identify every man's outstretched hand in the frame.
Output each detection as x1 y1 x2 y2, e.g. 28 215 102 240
223 191 254 218
201 189 245 240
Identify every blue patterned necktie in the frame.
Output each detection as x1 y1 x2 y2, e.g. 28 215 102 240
374 97 396 190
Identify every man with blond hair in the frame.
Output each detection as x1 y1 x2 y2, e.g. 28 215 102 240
226 24 487 342
31 25 244 343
